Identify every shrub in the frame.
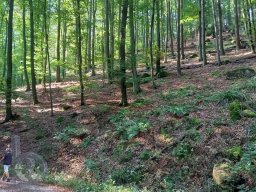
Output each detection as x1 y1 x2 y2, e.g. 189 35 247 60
207 89 246 105
111 167 144 185
172 142 192 159
115 118 150 140
110 110 151 140
54 124 86 142
139 150 151 161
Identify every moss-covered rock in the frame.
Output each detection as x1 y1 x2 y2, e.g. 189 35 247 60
225 146 243 161
157 70 169 78
213 163 231 187
141 73 150 78
226 68 256 80
229 101 242 121
241 109 256 118
189 53 198 58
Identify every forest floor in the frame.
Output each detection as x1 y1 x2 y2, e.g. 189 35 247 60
1 34 256 191
0 180 71 192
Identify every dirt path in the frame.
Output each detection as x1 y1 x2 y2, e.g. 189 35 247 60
0 180 71 192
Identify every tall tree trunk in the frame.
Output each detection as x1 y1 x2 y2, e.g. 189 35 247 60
169 2 174 57
129 0 141 94
198 0 203 61
217 0 225 55
145 0 150 68
105 0 112 83
76 0 85 106
164 0 169 63
5 0 14 122
56 0 61 82
91 0 96 76
2 20 7 84
234 0 240 50
29 0 39 104
177 0 182 76
212 0 221 65
43 0 53 116
119 0 128 106
245 0 255 53
22 2 30 92
87 0 92 72
180 0 185 59
62 19 67 78
201 0 207 65
249 0 256 48
150 0 156 88
109 0 115 78
156 0 161 74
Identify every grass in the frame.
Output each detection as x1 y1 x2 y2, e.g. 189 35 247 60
43 173 141 192
160 86 197 101
150 104 195 117
243 77 256 92
206 88 247 105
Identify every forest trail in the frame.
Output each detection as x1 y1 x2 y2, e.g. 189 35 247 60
0 180 71 192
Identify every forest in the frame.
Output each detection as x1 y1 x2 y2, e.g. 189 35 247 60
1 0 256 191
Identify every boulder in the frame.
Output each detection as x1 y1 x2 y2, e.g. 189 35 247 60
213 163 231 187
157 70 169 78
226 68 256 80
241 109 256 118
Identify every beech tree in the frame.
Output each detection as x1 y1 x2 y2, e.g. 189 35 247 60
5 0 14 122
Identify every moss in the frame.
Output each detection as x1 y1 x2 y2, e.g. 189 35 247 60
226 68 256 80
225 146 243 160
157 70 169 78
241 109 256 118
229 101 242 121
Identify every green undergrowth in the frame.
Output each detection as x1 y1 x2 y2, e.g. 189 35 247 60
149 104 196 117
54 124 87 142
109 109 151 140
43 173 142 192
206 88 247 105
160 86 197 101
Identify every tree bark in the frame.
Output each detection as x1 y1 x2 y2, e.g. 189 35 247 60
22 1 31 92
129 0 141 94
211 0 221 65
29 0 39 104
91 0 96 76
76 0 85 106
119 0 128 106
43 0 53 116
5 0 14 122
156 0 161 74
217 0 225 55
198 0 203 61
234 0 240 50
56 0 61 82
201 0 207 65
150 0 156 88
105 0 112 83
177 0 182 76
245 0 255 53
